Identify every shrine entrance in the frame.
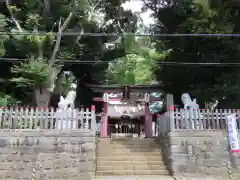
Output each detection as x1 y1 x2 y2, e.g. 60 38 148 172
108 117 145 138
87 84 166 138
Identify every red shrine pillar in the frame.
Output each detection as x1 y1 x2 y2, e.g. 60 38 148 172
101 93 108 137
144 93 152 137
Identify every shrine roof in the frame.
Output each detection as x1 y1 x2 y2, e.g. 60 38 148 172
86 84 164 93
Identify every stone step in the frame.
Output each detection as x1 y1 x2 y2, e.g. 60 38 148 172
98 140 160 144
109 144 161 147
95 169 169 176
97 150 164 157
97 160 166 166
98 144 161 149
112 148 162 152
111 142 160 145
98 151 164 157
97 156 164 161
98 147 162 152
109 142 160 145
97 164 167 171
98 147 163 151
98 138 158 144
109 143 160 147
97 149 162 155
98 138 157 141
102 146 161 150
109 137 157 141
110 141 159 144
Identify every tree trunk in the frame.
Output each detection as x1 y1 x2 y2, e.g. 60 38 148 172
34 88 52 107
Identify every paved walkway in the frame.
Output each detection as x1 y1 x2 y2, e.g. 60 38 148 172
95 175 175 180
95 175 224 180
173 174 224 180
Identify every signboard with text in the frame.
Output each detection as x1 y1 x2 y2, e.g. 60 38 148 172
227 114 240 152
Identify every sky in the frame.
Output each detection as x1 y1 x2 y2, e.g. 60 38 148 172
121 0 154 26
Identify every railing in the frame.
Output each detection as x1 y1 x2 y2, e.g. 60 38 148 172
0 106 96 130
157 108 240 133
171 108 238 130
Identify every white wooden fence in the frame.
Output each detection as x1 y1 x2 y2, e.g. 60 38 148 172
171 108 238 130
157 108 240 134
0 106 96 130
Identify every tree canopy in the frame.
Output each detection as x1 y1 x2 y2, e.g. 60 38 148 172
1 0 240 108
143 0 240 107
105 36 166 85
0 0 138 106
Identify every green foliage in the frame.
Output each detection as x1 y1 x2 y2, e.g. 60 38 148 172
143 0 240 107
1 0 138 80
0 93 21 107
106 36 166 85
57 72 75 96
0 0 138 105
0 13 8 56
10 56 60 88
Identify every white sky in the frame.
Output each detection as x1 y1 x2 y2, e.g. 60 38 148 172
121 0 154 26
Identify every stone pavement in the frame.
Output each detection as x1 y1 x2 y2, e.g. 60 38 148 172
95 175 225 180
173 174 225 180
95 175 175 180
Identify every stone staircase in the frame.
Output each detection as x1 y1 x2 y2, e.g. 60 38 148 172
95 138 169 176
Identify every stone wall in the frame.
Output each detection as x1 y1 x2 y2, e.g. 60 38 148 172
0 130 96 180
169 130 231 177
155 135 172 174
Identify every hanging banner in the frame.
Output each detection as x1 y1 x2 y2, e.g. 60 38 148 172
227 114 240 152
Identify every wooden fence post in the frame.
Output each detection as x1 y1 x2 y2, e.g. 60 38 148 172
91 105 96 131
166 94 174 132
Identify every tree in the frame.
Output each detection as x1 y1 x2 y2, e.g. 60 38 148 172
0 13 7 57
105 36 164 85
0 0 138 106
143 0 240 107
3 0 82 106
0 93 21 107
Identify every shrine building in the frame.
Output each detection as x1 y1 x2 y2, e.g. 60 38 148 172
88 84 173 138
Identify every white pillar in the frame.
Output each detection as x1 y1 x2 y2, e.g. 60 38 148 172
152 121 156 137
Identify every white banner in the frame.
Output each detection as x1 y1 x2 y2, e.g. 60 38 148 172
227 114 240 152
